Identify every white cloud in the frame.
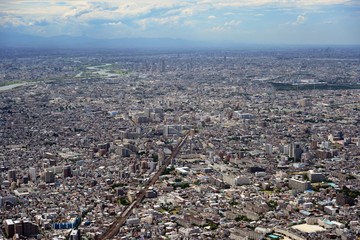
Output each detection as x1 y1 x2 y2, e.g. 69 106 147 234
106 21 124 26
184 20 195 26
136 15 181 30
224 19 242 27
211 26 225 31
0 0 353 17
0 15 56 27
63 5 93 19
180 8 194 16
203 0 351 8
208 15 216 19
293 14 306 25
210 19 242 32
294 0 351 6
0 15 28 26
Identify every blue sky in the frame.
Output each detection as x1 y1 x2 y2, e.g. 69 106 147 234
0 0 359 45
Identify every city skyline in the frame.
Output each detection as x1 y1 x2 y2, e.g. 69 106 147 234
0 0 360 45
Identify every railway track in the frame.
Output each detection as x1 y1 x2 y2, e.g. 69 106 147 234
100 132 189 239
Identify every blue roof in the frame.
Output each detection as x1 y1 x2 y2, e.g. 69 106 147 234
268 234 281 239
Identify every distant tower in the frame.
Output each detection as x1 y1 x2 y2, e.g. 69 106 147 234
160 59 165 72
158 149 165 167
265 144 272 155
151 63 156 72
186 63 191 72
8 169 16 182
219 113 223 127
289 143 303 162
29 167 36 181
289 144 294 158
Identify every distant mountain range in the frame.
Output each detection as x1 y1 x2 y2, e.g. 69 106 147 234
0 31 216 49
2 31 357 50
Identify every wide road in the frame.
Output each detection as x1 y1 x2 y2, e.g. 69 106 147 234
100 132 189 240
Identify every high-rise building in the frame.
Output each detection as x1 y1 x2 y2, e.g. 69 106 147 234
186 63 191 72
289 143 303 162
63 165 72 178
151 62 156 72
294 144 303 162
160 59 165 72
29 167 36 181
44 171 55 183
14 220 23 236
288 144 294 158
3 219 14 238
8 169 16 182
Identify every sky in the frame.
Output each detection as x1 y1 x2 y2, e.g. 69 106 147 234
0 0 359 45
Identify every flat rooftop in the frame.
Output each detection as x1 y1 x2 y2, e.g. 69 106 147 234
291 224 326 233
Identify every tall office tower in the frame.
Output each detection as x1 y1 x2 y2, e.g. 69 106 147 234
63 165 72 178
158 149 165 167
3 219 15 238
14 221 23 236
288 143 294 158
44 171 55 183
186 63 191 72
289 143 303 162
29 167 36 181
282 144 289 155
160 59 165 72
151 63 156 72
8 169 16 182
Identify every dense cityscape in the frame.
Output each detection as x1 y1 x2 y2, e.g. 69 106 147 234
0 47 359 240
